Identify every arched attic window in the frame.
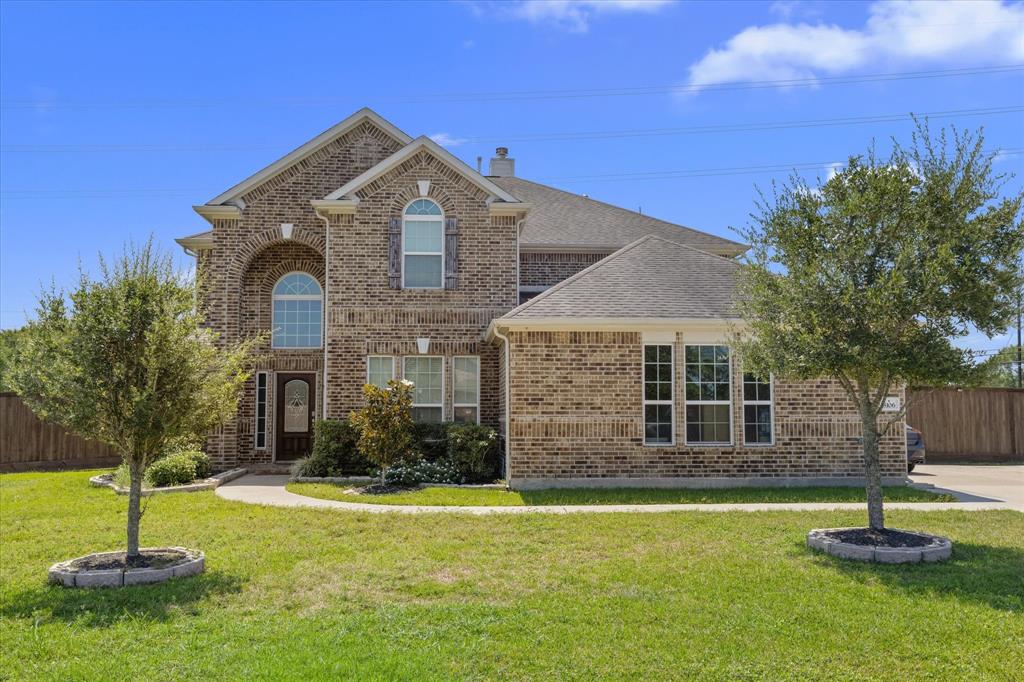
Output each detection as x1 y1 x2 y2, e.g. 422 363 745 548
271 272 322 348
402 199 444 289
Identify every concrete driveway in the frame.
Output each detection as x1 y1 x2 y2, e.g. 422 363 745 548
910 464 1024 510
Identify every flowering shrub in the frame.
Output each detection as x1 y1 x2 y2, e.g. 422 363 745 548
382 458 461 487
349 379 414 484
447 424 500 482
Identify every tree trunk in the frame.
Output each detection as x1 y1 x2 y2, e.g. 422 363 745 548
860 408 886 530
126 460 143 560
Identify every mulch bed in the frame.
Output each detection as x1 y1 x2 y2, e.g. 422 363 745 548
68 549 186 571
826 528 937 548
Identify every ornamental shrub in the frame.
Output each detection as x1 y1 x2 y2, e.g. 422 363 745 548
350 380 414 485
411 422 453 461
296 419 371 477
146 451 200 488
382 458 461 487
447 424 500 482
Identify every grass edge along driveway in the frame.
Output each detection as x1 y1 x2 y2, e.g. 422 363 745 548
1 470 1021 681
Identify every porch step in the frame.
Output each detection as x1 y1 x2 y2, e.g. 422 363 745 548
246 463 294 475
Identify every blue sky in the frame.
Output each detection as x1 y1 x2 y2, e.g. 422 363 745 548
1 0 1022 352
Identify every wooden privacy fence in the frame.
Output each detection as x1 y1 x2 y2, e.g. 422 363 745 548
906 387 1024 462
0 392 121 472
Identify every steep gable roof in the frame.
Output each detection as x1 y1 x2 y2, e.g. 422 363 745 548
502 234 742 321
204 107 412 206
490 176 746 257
322 136 522 205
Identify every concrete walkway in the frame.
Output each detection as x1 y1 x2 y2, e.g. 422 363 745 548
216 474 1020 515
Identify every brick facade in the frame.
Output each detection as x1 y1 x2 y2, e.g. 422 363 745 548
519 251 610 288
503 330 906 487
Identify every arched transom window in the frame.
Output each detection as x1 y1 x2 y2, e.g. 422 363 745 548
272 272 322 348
403 199 443 289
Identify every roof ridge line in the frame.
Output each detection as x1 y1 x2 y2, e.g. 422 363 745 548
503 234 658 318
641 234 744 267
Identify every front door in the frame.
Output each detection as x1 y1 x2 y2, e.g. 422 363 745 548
275 373 315 462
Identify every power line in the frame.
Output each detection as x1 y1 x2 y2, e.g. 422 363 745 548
3 105 1021 153
2 65 1022 111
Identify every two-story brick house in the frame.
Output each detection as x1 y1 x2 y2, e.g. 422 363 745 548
178 108 906 489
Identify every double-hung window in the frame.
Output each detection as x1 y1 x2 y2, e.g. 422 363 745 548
403 199 444 288
684 345 732 445
743 373 774 445
366 356 395 389
452 356 480 423
404 356 444 423
643 345 674 445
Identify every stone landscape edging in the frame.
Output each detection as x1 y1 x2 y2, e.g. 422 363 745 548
90 467 248 496
48 547 205 588
806 527 953 563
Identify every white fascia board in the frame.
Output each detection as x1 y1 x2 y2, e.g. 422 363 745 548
206 108 413 206
324 136 523 205
175 235 214 252
486 317 744 342
193 204 242 223
310 199 360 215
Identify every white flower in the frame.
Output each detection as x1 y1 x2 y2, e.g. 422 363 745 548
400 379 414 387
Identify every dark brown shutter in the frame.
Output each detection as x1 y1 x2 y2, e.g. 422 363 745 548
388 216 401 289
444 216 459 290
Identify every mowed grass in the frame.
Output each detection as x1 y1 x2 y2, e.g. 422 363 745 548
287 482 954 506
1 471 1021 680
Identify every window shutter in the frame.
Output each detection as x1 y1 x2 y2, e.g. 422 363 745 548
388 216 401 289
444 216 459 290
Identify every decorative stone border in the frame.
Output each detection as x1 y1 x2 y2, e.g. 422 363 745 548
807 527 952 563
90 467 247 496
48 547 205 588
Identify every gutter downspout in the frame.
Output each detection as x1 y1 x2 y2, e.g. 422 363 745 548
492 324 512 483
315 210 331 419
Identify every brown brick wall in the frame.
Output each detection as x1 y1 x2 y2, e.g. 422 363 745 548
504 330 906 483
518 251 610 288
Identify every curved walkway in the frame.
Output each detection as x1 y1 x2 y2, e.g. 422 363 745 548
216 475 1020 515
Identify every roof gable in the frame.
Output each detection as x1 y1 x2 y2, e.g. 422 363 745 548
205 108 412 206
502 234 741 322
323 136 522 204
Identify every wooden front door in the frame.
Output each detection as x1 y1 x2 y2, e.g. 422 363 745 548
275 373 315 462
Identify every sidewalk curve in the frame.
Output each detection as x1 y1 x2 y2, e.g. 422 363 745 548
216 475 1021 515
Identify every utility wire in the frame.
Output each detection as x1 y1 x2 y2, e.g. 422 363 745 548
2 65 1022 110
3 105 1021 153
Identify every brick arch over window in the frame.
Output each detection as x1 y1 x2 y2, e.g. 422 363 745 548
228 224 326 290
236 240 326 340
386 184 457 217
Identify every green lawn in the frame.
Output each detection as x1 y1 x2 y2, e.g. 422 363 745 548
1 470 1021 680
287 481 954 506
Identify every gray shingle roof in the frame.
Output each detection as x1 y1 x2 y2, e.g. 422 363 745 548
503 234 741 320
491 176 747 256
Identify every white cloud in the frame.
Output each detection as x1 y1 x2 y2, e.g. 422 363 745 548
687 0 1024 90
824 162 844 180
429 132 468 147
466 0 673 33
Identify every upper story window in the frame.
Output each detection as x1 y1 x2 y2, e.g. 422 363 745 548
403 199 444 289
271 272 322 349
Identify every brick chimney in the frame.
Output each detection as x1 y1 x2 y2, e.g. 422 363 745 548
488 147 515 177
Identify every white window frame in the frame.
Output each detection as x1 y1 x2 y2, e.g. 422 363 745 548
366 355 396 389
401 198 444 290
642 344 674 446
403 355 445 422
742 372 775 447
683 344 734 446
452 355 481 424
254 371 268 450
270 271 323 350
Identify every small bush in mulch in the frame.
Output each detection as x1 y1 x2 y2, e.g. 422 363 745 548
67 549 187 571
826 528 937 548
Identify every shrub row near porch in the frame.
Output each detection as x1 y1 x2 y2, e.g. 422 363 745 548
296 419 500 483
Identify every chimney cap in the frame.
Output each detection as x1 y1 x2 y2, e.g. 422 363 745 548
495 146 508 158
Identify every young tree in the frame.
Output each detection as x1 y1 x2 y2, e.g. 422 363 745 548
9 241 256 561
735 124 1023 530
350 379 414 485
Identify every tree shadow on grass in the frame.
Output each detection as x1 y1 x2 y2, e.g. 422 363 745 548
1 569 246 628
808 540 1024 612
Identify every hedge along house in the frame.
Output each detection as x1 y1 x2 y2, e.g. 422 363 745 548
178 107 907 488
